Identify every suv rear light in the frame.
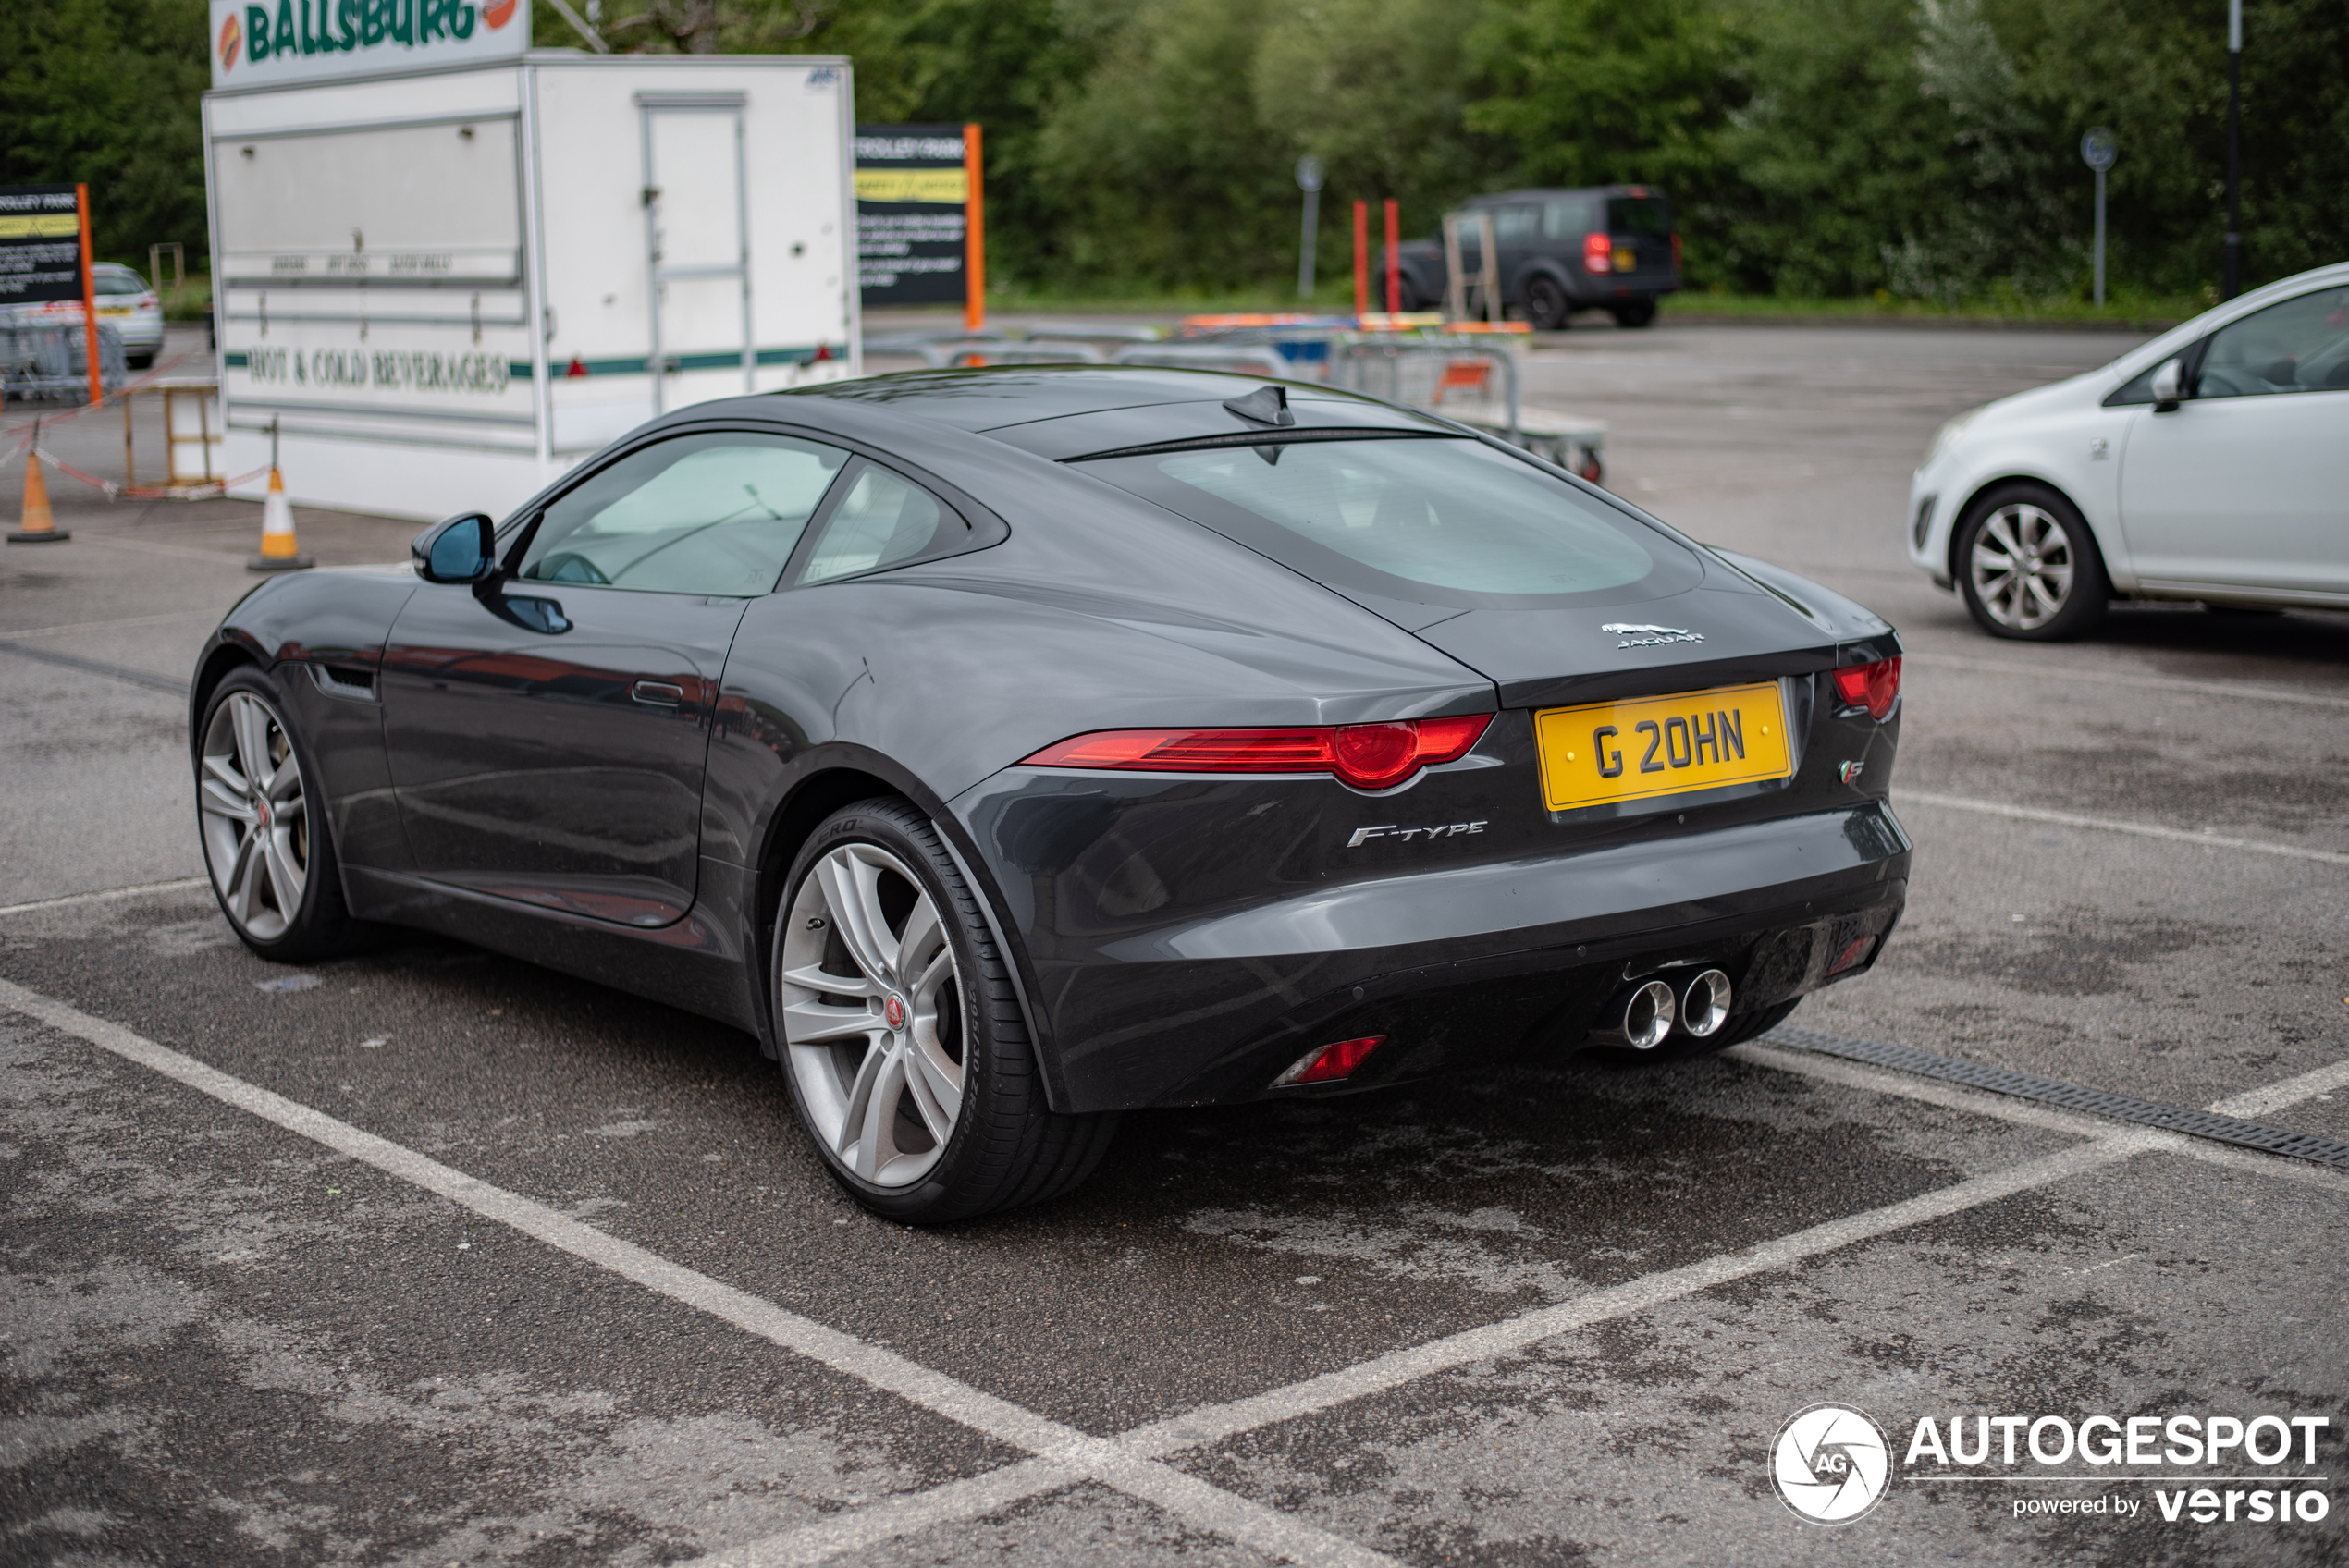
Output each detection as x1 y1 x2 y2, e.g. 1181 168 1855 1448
1670 233 1682 273
1582 232 1611 275
1830 656 1901 719
1022 714 1491 790
1273 1034 1384 1086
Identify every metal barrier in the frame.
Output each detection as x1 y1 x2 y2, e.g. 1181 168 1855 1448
1327 339 1605 483
2 318 126 404
929 341 1104 368
1330 339 1519 439
1111 343 1291 377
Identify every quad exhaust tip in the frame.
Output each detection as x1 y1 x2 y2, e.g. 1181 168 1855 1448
1679 969 1733 1038
1612 979 1677 1051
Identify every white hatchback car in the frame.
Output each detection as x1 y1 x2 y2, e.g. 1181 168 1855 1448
1908 262 2349 639
92 263 166 368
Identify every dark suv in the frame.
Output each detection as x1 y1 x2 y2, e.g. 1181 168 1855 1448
1384 186 1682 329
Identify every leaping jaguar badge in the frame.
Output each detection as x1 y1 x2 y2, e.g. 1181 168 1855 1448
1602 622 1704 649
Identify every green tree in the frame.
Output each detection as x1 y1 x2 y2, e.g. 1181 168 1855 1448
1029 0 1295 289
0 0 211 272
1251 0 1503 257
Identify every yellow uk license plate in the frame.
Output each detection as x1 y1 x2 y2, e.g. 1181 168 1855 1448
1533 681 1793 812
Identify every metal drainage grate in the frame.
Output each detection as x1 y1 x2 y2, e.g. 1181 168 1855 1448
1761 1023 2349 1170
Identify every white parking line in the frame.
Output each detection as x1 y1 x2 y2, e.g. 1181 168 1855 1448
0 610 214 641
0 976 1398 1568
8 973 2343 1568
1903 651 2349 711
1899 790 2349 867
0 877 208 920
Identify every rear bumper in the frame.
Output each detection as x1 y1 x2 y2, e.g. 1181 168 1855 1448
1576 273 1681 304
955 785 1911 1111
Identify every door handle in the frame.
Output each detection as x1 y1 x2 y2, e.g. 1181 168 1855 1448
632 680 684 706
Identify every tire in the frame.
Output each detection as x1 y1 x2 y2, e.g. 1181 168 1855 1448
127 352 154 371
1591 998 1802 1066
194 667 364 962
1609 298 1657 328
1389 271 1424 313
774 799 1117 1223
1525 276 1571 331
1955 483 2109 641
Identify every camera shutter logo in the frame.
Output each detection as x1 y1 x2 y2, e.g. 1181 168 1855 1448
1772 1403 1892 1525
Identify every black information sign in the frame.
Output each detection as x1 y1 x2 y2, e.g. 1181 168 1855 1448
0 186 86 306
855 124 968 308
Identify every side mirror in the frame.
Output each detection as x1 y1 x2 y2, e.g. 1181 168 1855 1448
412 513 496 582
2149 358 2183 413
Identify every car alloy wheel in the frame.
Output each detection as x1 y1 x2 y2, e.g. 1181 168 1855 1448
779 840 967 1188
198 689 312 943
1968 501 2077 631
1526 276 1569 331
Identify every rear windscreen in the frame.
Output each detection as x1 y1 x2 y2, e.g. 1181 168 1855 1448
1606 197 1672 238
1076 436 1699 609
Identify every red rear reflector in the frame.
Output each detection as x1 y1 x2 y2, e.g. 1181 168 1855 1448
1830 655 1901 719
1022 714 1490 790
1275 1034 1385 1086
1670 233 1683 273
1827 936 1876 976
1582 232 1611 274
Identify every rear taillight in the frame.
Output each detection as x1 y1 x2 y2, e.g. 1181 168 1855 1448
1021 714 1491 791
1582 232 1611 275
1670 233 1682 273
1274 1035 1385 1086
1830 656 1901 719
1826 936 1876 975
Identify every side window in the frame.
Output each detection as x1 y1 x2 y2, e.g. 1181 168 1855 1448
518 431 848 595
1492 205 1540 242
796 462 953 585
2195 286 2349 398
1542 198 1588 240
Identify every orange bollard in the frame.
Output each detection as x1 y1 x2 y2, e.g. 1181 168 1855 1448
247 466 313 571
7 446 69 545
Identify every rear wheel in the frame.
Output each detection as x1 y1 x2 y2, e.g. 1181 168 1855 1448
1525 276 1571 331
1389 271 1424 313
775 799 1116 1222
1956 483 2109 641
195 667 363 961
1610 298 1657 328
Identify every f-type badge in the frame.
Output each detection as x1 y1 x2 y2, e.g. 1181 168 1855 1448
1602 622 1703 649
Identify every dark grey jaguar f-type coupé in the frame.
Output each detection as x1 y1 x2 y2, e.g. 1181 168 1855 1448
191 367 1909 1221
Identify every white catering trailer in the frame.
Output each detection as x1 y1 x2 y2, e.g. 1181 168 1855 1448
203 11 859 519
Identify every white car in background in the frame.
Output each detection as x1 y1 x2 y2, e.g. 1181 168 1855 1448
1909 262 2349 639
1 263 166 372
92 263 165 368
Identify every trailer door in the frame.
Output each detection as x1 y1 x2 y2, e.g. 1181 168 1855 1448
639 93 752 414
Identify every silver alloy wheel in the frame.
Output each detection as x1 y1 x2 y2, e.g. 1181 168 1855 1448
779 842 965 1188
197 690 311 942
1969 502 2077 630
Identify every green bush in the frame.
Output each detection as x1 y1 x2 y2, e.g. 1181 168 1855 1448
7 0 2340 306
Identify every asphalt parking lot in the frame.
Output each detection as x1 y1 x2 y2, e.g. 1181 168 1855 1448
4 320 2344 1567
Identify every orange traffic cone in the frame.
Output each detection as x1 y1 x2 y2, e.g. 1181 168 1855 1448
248 466 312 571
7 446 69 545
